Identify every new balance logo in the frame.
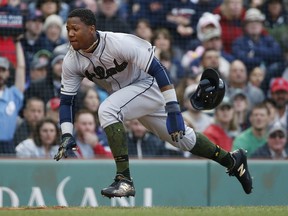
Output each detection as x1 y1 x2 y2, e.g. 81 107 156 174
237 164 246 177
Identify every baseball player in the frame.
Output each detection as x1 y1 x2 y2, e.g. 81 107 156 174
54 8 253 197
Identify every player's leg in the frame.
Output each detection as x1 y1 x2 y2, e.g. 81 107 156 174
139 111 253 194
139 111 234 168
98 77 164 198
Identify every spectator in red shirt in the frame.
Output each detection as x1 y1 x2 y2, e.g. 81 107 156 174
213 0 246 53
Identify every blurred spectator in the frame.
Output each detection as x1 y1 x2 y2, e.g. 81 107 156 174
232 102 270 157
0 41 25 155
194 0 223 20
29 0 70 22
269 77 288 129
14 97 45 146
263 98 278 127
164 0 196 50
260 34 288 95
245 0 265 9
203 97 240 152
182 83 213 131
251 121 288 159
182 12 234 80
78 78 109 104
152 28 181 60
21 10 52 85
134 19 153 43
192 49 224 82
73 109 112 159
43 14 67 50
262 0 288 45
33 49 53 62
213 0 246 53
159 51 184 86
69 0 98 13
248 66 265 88
15 118 60 158
231 8 283 72
29 56 49 83
152 28 184 83
230 89 250 131
126 119 166 158
96 0 132 33
81 87 109 148
128 0 167 30
175 72 199 110
46 97 60 124
226 60 265 107
24 52 64 104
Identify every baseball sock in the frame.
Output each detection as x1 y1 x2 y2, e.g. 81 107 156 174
104 122 131 180
190 132 234 169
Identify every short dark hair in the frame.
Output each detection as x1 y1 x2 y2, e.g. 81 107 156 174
68 8 96 27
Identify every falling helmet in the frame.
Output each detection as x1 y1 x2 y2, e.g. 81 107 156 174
190 68 225 110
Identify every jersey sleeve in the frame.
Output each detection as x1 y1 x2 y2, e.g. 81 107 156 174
114 34 155 72
61 55 84 96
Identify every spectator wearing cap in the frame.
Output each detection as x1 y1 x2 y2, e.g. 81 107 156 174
21 10 52 84
233 102 270 157
231 8 283 72
182 12 234 81
251 121 288 159
269 77 288 129
181 84 213 132
43 14 67 50
231 88 250 131
0 41 25 155
25 53 65 104
213 0 246 53
29 56 49 84
203 97 240 152
226 59 265 107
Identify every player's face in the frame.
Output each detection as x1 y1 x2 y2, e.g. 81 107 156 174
66 17 95 51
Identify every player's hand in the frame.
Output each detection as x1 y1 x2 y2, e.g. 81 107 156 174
165 102 185 142
54 134 77 161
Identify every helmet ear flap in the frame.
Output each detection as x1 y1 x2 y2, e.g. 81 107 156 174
190 68 226 110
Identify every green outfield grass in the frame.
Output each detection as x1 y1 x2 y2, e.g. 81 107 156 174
0 206 288 216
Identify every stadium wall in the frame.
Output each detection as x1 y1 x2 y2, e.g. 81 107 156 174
0 159 287 207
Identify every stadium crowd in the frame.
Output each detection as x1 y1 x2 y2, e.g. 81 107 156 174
1 0 288 159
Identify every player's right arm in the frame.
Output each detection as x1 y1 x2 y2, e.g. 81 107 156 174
54 55 84 161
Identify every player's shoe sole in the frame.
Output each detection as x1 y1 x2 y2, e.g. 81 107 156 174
227 149 253 194
101 174 136 198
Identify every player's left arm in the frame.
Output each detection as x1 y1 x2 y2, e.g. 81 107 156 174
147 57 185 142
